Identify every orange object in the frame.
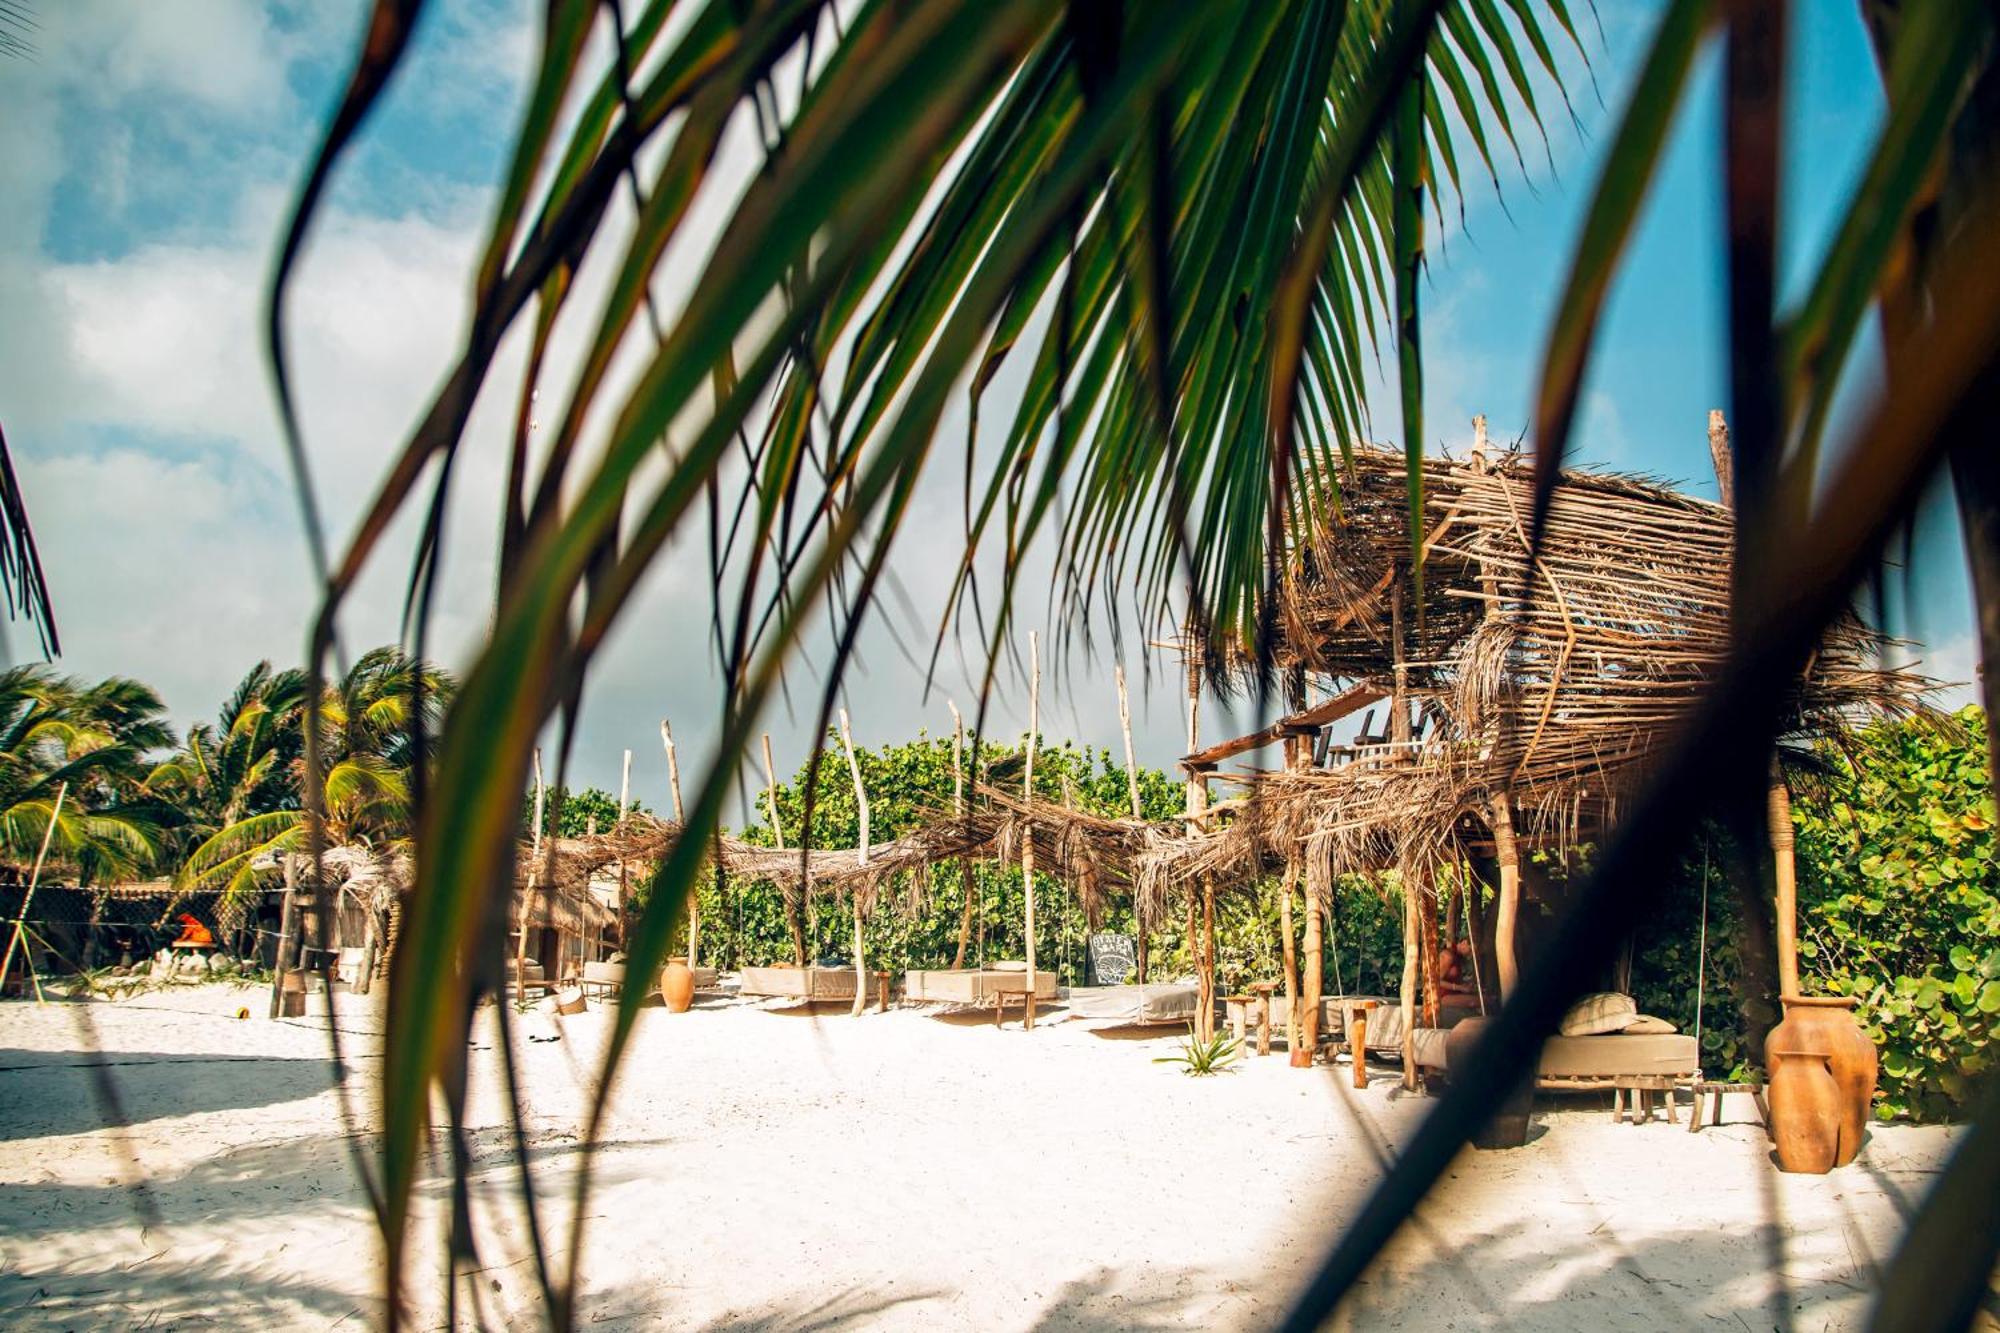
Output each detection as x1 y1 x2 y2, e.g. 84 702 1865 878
171 914 214 947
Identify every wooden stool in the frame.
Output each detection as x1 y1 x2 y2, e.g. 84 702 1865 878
1350 1001 1377 1088
1611 1075 1678 1124
1250 981 1278 1056
1688 1079 1769 1134
875 969 892 1012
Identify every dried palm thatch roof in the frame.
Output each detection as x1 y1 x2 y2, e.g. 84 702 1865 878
1149 445 1930 900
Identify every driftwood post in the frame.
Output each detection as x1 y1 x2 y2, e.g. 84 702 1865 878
1710 408 1801 997
1297 846 1323 1067
511 749 545 1002
1470 431 1524 1002
948 700 976 970
1116 664 1149 982
1183 639 1215 1042
1392 571 1422 1087
1280 666 1306 1058
661 724 698 969
269 851 300 1018
1022 632 1040 1029
761 733 809 966
837 708 871 1017
617 747 633 954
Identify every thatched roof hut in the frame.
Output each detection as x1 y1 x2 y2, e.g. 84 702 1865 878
1152 444 1927 895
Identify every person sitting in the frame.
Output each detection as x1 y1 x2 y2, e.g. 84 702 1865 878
1435 938 1477 996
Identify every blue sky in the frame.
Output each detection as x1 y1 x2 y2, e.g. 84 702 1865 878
0 0 1977 798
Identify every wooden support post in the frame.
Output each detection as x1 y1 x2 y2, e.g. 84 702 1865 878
616 747 634 955
949 700 975 970
837 709 871 1017
1297 846 1324 1067
762 733 808 967
513 749 546 1000
1771 764 1800 997
1116 664 1149 982
1352 1000 1375 1089
661 724 696 967
1491 796 1522 1000
1184 632 1216 1040
1417 876 1440 1028
1279 861 1301 1057
267 854 300 1017
1400 870 1420 1089
1022 632 1040 1029
1200 878 1217 1042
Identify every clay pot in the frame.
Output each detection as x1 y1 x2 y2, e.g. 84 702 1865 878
659 957 695 1013
1767 1047 1840 1174
1444 1017 1534 1149
1768 995 1875 1166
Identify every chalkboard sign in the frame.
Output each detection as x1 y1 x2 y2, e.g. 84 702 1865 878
1088 932 1136 985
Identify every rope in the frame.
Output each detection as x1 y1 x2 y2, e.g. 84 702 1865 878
1464 870 1487 1017
1694 836 1711 1050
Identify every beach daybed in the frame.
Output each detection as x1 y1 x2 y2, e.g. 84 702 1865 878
1411 1022 1701 1120
739 965 859 1000
903 965 1057 1006
1065 981 1204 1026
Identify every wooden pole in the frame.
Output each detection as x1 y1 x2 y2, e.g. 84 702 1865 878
1771 763 1800 996
268 851 300 1018
1022 632 1040 1029
837 708 871 1017
661 724 698 968
1491 796 1522 999
1711 409 1800 997
512 749 545 998
1115 664 1149 981
762 733 808 966
949 700 975 970
2 782 66 1003
1183 638 1213 1041
617 747 633 955
1400 868 1421 1088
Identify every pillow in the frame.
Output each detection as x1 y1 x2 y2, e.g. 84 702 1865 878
1559 991 1638 1036
1620 1013 1677 1035
989 960 1029 973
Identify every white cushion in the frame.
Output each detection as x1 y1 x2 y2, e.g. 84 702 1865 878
1558 991 1638 1037
1620 1013 1677 1035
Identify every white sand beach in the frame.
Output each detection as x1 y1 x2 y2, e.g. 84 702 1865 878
0 984 1963 1330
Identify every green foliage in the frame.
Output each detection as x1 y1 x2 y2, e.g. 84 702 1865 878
527 785 650 840
1154 1024 1241 1076
0 665 172 884
1794 708 1997 1121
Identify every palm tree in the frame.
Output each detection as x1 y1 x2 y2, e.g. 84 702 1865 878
173 649 452 901
0 666 168 884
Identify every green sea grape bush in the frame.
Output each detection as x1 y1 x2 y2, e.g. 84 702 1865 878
1795 707 1998 1121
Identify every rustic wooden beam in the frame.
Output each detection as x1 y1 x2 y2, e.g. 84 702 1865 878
1178 681 1389 770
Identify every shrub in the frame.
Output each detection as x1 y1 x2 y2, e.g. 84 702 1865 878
1795 707 1998 1121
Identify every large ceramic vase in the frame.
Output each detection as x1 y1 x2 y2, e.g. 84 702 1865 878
660 957 695 1013
1444 1017 1534 1149
1769 995 1876 1166
1767 1047 1840 1174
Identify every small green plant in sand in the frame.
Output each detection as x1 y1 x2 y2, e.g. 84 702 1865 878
1155 1025 1241 1077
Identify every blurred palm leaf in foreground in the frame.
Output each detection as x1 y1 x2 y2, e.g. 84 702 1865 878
272 0 1575 1319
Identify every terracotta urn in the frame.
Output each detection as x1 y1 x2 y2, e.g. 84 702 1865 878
659 957 696 1013
1768 994 1876 1165
1444 1017 1534 1149
1767 1047 1841 1174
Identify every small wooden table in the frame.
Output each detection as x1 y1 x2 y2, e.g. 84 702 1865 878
1688 1079 1769 1134
988 974 1039 1029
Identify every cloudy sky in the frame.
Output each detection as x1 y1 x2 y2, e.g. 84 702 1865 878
0 1 1978 808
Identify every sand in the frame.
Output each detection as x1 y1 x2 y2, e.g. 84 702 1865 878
0 983 1965 1330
